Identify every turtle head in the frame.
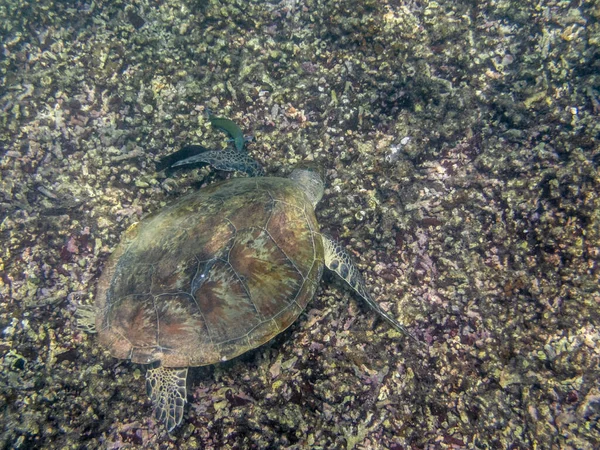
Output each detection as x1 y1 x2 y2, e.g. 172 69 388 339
289 162 325 207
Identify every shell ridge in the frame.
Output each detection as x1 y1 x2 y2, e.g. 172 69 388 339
260 225 305 282
188 256 217 346
262 190 277 231
198 217 240 342
151 293 161 359
220 254 265 323
303 200 319 278
106 262 155 331
212 300 299 346
220 217 267 324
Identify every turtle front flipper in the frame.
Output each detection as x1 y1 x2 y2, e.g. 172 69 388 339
156 144 212 173
322 235 419 343
169 146 264 177
146 366 188 432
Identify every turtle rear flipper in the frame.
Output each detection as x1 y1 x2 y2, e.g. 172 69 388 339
322 235 419 343
146 366 188 432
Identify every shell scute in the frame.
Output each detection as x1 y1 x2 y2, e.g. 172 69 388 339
266 199 319 280
228 227 303 319
193 258 262 343
99 293 157 362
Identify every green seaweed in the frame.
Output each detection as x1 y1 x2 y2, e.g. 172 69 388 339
209 114 245 152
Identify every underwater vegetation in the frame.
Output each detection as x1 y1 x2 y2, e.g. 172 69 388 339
0 0 599 448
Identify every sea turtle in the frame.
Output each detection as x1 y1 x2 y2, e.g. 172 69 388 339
80 116 416 432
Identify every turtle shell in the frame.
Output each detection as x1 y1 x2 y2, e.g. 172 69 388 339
95 177 324 367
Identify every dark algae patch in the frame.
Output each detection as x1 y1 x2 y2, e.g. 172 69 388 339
1 0 599 448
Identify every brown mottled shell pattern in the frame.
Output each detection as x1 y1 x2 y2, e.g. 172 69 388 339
95 177 324 367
